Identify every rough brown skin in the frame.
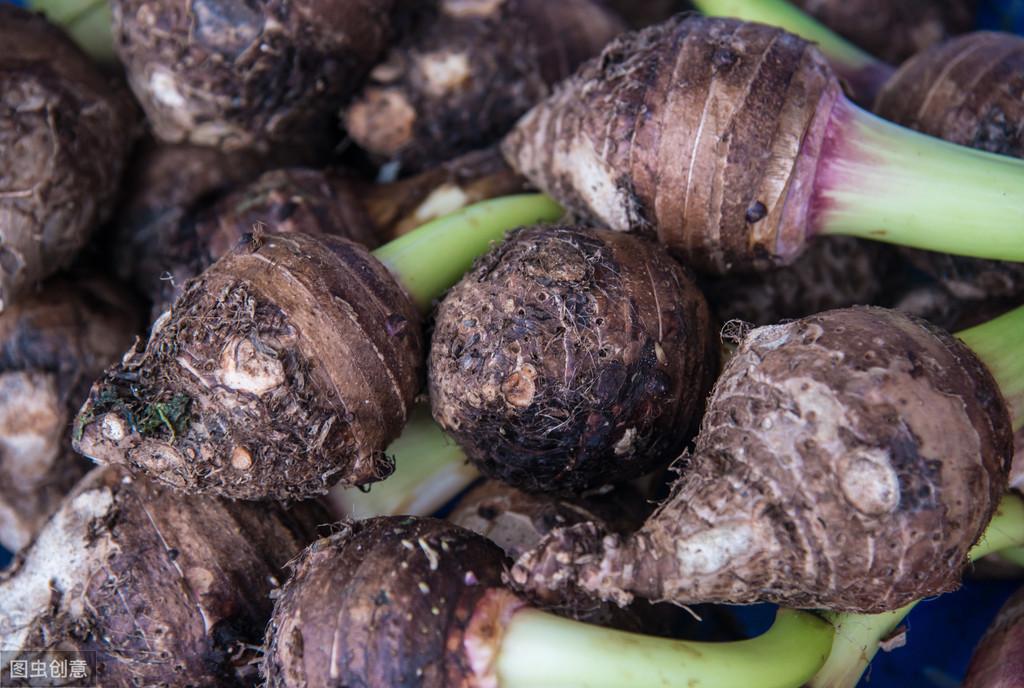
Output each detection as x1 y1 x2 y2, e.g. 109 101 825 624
0 465 327 687
0 5 136 311
512 307 1013 612
344 0 623 172
875 32 1024 303
262 516 510 688
110 142 282 305
0 274 141 552
502 15 843 274
142 167 381 315
793 0 976 64
704 237 895 326
112 0 404 153
366 147 530 241
73 232 423 500
430 225 717 493
449 480 732 639
963 586 1024 688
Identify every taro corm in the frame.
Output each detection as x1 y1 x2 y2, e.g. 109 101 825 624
0 465 327 687
261 516 834 688
73 196 564 500
449 480 721 639
502 15 1024 275
111 0 408 153
0 5 135 311
0 273 141 551
513 305 1023 613
695 1 1024 302
430 224 717 493
343 0 623 172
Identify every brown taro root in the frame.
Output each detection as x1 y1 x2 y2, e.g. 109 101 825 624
876 32 1024 303
137 167 381 315
791 0 975 64
503 15 1024 275
262 516 509 688
110 143 281 301
111 0 407 153
0 274 141 552
704 236 895 326
430 225 717 493
0 5 136 311
73 232 423 500
963 586 1024 688
343 0 623 172
0 465 327 687
512 307 1013 613
449 480 731 640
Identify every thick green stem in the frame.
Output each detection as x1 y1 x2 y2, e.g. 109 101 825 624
372 194 564 312
809 492 1024 688
958 305 1024 431
692 0 893 104
813 97 1024 263
497 607 832 688
29 0 116 65
325 404 477 518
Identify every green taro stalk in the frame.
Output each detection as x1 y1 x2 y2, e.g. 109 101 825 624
29 0 115 65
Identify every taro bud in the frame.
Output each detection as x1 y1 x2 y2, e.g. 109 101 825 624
1 5 136 310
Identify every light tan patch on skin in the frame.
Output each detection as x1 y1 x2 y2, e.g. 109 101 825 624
231 446 253 470
345 89 415 157
417 51 472 96
838 448 900 516
217 337 285 396
501 365 537 408
442 0 504 19
0 372 64 480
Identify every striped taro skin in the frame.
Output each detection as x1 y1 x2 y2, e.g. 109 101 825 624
502 15 842 275
877 32 1024 303
74 233 422 500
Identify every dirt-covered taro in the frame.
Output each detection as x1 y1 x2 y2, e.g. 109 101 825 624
0 5 135 310
0 273 140 551
344 0 623 172
503 15 1024 274
111 0 407 153
261 515 834 688
430 225 717 493
73 232 422 500
0 465 326 687
513 307 1015 613
963 585 1024 688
